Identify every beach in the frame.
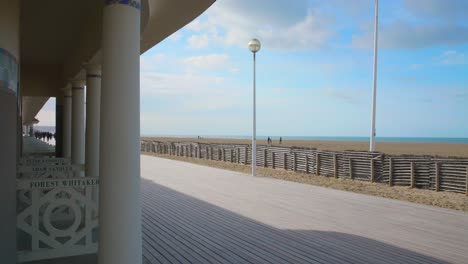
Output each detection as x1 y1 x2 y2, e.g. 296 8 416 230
142 137 468 158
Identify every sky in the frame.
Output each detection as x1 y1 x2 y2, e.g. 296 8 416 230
37 0 468 138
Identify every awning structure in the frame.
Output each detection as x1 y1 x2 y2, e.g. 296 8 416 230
20 0 215 123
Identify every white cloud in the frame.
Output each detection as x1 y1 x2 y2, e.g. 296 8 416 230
141 72 227 97
352 22 468 49
168 32 182 42
437 50 466 65
187 34 210 49
140 54 166 72
186 0 335 50
404 0 468 21
182 54 230 71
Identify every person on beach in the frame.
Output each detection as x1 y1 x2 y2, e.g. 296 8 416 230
279 137 282 144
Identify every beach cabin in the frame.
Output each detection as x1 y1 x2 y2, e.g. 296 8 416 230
0 1 214 263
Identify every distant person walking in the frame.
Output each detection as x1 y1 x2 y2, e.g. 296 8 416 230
267 137 272 145
279 137 282 144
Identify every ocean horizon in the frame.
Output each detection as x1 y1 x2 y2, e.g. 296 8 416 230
143 134 468 144
34 126 468 144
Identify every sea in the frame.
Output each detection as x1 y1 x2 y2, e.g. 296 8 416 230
36 126 468 144
144 135 468 144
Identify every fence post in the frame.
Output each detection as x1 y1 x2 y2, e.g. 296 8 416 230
198 146 201 158
410 161 415 189
211 147 214 160
305 155 309 174
245 147 248 164
294 152 297 172
284 153 287 170
264 149 268 168
272 152 276 169
231 149 234 163
435 162 440 192
316 153 320 176
190 145 193 157
333 154 338 179
388 158 393 186
370 159 375 183
349 159 353 179
465 166 468 196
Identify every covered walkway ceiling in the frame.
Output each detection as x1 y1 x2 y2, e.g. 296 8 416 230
20 0 214 124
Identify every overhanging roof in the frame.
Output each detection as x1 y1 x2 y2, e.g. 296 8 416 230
20 0 215 124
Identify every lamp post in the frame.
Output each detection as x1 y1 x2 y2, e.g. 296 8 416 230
370 0 379 152
248 38 261 176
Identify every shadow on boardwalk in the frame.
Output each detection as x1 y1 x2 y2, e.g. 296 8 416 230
141 178 448 264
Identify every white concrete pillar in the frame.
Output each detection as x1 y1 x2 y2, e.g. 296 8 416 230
84 64 101 177
62 85 72 158
71 80 85 176
98 1 142 264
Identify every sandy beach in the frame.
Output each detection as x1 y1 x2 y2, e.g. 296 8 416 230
142 137 468 158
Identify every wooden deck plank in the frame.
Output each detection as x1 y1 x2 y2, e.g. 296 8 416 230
143 212 229 264
142 190 412 264
143 196 278 264
142 190 349 264
141 155 468 264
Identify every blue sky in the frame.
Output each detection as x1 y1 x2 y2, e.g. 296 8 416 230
38 0 468 137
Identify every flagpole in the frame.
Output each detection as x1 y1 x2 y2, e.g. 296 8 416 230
370 0 379 152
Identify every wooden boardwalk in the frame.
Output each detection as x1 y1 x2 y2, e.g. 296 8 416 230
140 155 468 264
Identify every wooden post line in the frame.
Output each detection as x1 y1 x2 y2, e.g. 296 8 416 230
293 152 297 172
142 141 468 195
435 162 440 192
410 161 415 189
283 153 287 170
466 166 468 196
244 147 248 164
272 152 276 169
316 153 320 176
388 158 393 186
333 154 338 179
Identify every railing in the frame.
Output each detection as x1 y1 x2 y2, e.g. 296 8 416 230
141 140 468 196
16 157 98 263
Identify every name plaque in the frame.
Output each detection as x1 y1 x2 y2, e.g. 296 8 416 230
17 177 99 190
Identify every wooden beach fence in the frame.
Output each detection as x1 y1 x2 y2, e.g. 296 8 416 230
142 140 468 195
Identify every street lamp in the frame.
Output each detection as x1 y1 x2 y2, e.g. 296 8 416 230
248 38 261 176
370 0 379 152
